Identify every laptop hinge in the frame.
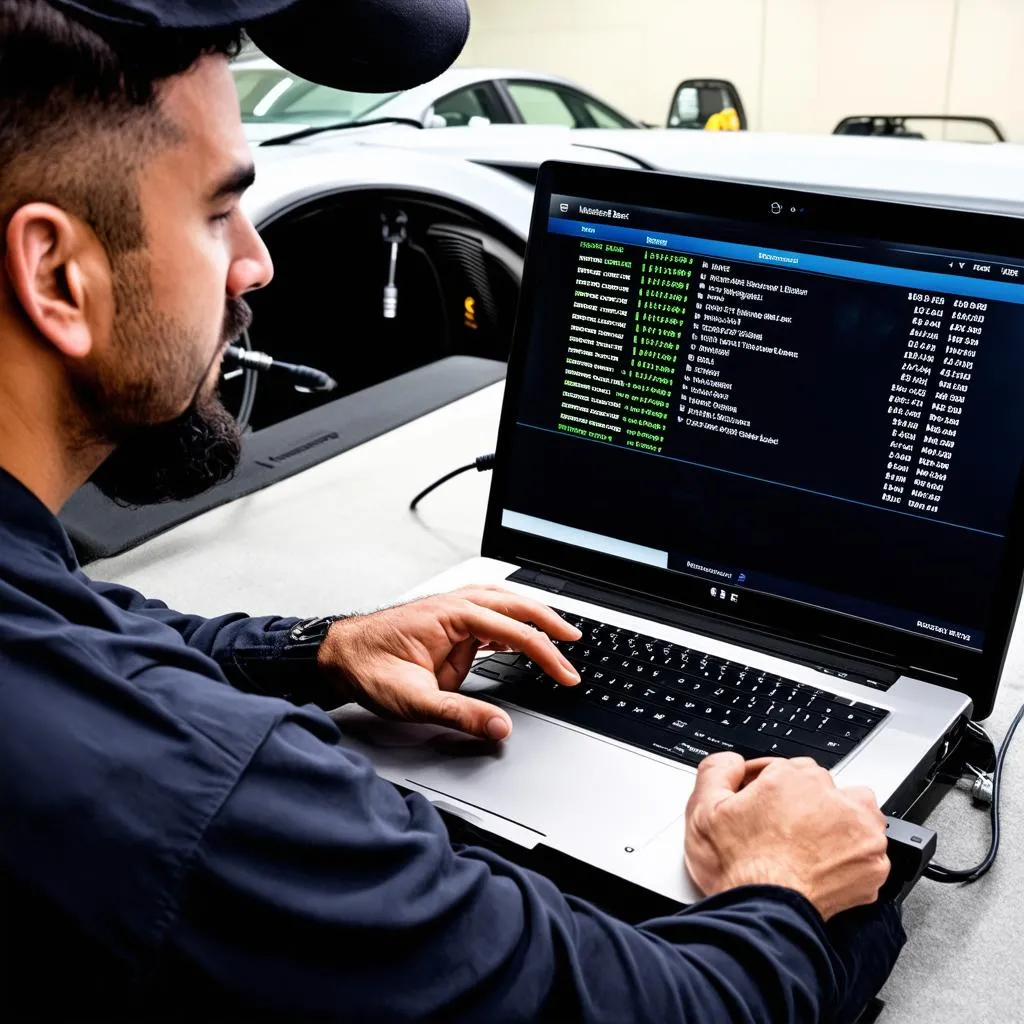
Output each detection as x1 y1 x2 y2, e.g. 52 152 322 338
509 564 902 692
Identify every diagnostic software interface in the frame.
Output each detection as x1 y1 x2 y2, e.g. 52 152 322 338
501 190 1024 651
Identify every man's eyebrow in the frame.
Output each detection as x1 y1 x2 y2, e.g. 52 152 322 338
208 164 256 203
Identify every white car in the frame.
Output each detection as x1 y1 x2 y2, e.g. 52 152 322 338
234 125 1024 433
233 56 641 143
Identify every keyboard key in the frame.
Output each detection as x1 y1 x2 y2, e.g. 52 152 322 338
662 652 689 672
820 736 852 755
484 651 517 664
682 723 772 757
671 739 714 764
857 701 888 718
474 661 541 685
763 737 841 769
817 718 869 742
473 663 504 681
840 707 883 729
812 700 847 718
768 721 856 757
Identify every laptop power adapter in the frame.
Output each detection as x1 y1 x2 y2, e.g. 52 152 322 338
881 816 937 905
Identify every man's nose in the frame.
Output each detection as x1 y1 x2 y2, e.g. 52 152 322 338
227 215 274 297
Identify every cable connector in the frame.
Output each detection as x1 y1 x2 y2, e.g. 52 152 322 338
956 764 995 808
410 453 495 511
223 345 337 393
924 702 1022 885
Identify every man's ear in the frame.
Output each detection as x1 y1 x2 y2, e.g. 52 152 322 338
4 202 106 361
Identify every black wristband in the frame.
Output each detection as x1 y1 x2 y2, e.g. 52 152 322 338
230 615 346 709
281 614 345 662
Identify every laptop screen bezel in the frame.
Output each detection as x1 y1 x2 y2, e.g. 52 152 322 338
482 160 1024 718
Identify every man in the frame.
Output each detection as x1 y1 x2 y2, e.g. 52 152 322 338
0 2 902 1020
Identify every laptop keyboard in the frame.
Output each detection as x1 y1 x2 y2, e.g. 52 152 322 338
473 612 889 770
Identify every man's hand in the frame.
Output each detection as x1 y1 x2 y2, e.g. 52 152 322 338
685 753 891 921
317 586 582 740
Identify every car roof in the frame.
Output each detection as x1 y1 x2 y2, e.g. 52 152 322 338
231 57 579 92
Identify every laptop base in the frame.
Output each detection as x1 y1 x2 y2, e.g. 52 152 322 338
427 723 977 922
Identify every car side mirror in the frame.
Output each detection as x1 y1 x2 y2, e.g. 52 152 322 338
667 79 747 131
424 112 448 129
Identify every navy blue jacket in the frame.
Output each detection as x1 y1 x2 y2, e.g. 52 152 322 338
0 468 905 1021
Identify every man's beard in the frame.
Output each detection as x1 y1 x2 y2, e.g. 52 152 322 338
89 387 243 506
86 294 253 507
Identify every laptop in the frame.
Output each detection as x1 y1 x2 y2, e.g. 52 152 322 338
337 160 1024 904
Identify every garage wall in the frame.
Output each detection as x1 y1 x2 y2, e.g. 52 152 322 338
460 0 1024 140
947 0 1024 143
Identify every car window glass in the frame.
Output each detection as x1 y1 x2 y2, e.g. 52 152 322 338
433 85 506 127
581 96 635 129
233 69 269 108
672 87 701 125
507 82 577 126
233 68 399 125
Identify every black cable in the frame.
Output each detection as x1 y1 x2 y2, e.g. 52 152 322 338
924 698 1024 884
967 720 993 746
407 239 451 356
235 328 257 433
410 454 495 511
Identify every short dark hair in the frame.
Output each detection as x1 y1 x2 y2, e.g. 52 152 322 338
0 1 243 254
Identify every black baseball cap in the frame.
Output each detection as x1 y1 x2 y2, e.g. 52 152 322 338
48 1 471 92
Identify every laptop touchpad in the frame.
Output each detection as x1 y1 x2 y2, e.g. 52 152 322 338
401 706 694 852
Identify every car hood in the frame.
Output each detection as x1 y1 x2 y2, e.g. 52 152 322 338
256 123 1024 218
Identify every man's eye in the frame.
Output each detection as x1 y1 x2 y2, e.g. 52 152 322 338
210 210 233 224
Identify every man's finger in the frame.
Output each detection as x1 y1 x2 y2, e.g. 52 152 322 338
688 752 746 815
455 604 581 685
455 587 583 642
437 637 481 691
418 690 513 741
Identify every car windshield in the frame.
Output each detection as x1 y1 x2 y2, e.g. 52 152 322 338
233 67 401 126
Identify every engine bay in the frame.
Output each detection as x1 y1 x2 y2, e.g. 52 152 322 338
223 189 524 432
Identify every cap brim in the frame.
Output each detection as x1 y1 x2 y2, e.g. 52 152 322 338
247 0 470 92
53 0 471 92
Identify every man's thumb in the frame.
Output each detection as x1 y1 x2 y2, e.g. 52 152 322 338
688 752 747 813
415 691 513 741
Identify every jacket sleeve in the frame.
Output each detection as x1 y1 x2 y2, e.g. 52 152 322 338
158 705 906 1023
84 575 340 706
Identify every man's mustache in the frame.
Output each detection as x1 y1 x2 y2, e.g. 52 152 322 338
223 298 253 343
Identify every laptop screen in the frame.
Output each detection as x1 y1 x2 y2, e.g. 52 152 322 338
494 168 1024 655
